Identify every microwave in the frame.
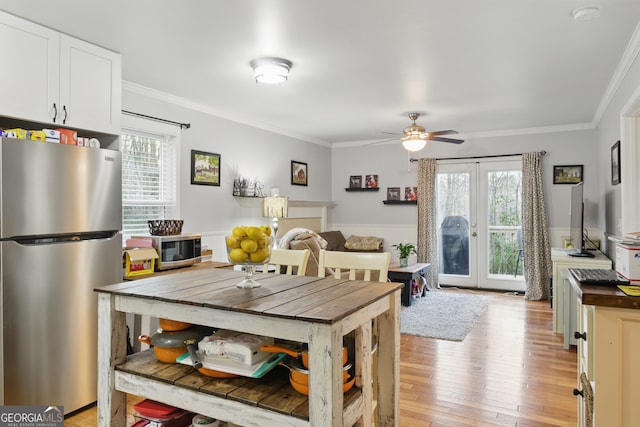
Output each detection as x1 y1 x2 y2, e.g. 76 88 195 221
134 233 202 271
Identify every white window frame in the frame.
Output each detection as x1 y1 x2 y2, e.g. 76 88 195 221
120 114 181 241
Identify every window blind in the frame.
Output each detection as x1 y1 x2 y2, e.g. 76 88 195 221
121 126 178 240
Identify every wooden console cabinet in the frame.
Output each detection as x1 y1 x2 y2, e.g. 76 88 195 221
96 267 402 426
551 249 611 339
571 275 640 426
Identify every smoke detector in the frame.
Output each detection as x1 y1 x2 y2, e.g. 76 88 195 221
572 6 601 22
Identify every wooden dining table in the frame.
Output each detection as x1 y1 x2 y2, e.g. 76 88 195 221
95 265 402 427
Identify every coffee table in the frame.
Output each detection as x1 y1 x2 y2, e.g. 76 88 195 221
388 262 431 307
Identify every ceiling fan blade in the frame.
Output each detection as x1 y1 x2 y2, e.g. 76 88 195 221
365 138 398 146
429 130 458 136
429 136 465 144
381 131 402 136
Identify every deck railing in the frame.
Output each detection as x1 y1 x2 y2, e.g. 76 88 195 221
488 226 522 277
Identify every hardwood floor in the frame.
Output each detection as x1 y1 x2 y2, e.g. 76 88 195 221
66 289 577 426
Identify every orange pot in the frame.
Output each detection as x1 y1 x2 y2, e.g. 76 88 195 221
159 318 192 331
289 373 355 396
197 367 239 378
138 336 186 363
284 360 352 386
261 344 348 369
138 326 214 364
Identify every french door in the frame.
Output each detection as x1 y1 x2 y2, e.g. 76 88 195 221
436 159 524 291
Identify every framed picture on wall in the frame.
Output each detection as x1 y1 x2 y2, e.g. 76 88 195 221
190 150 221 186
349 175 362 188
404 186 417 201
611 140 621 185
291 160 308 186
387 187 401 200
365 174 378 188
553 165 583 184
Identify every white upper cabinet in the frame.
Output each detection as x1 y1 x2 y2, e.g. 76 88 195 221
0 12 60 125
59 35 121 134
0 11 121 134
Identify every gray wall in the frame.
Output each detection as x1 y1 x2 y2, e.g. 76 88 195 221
122 90 332 257
331 129 599 240
595 50 640 257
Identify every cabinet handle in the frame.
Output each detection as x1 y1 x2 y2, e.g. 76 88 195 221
62 105 67 124
52 103 57 122
573 388 584 397
574 331 587 341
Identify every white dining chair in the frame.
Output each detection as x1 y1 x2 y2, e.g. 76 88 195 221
317 249 390 282
264 249 310 276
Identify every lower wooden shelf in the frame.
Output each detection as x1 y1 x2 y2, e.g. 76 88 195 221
116 350 362 425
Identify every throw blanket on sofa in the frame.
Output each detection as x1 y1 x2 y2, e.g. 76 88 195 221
278 228 328 276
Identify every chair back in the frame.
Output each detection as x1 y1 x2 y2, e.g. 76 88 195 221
317 250 390 282
264 249 310 276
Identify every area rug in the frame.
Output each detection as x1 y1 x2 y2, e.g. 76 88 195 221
400 291 492 342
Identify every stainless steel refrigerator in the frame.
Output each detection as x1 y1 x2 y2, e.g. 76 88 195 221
0 137 122 414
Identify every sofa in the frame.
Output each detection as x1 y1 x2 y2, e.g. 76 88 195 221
278 229 384 277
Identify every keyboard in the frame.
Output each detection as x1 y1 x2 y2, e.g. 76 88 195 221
568 268 630 285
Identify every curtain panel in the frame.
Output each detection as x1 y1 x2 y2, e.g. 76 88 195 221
522 152 552 300
417 158 439 288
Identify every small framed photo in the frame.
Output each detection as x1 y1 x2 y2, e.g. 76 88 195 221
349 175 362 188
611 140 621 185
404 186 417 201
387 187 401 200
365 174 378 188
191 150 221 186
291 160 308 186
553 165 583 184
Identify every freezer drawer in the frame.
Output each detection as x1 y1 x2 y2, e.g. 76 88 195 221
1 233 122 413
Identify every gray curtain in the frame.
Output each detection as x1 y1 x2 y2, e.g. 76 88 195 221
417 158 439 288
522 152 552 300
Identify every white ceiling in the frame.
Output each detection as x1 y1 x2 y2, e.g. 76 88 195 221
3 1 640 146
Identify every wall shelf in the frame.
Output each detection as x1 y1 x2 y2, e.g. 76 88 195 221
345 187 379 192
383 200 417 205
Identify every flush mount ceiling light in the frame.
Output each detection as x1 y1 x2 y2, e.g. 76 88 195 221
572 6 601 22
250 57 293 84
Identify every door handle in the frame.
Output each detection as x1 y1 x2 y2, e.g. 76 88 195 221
471 232 477 237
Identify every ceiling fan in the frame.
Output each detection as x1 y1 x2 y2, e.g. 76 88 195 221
374 113 464 152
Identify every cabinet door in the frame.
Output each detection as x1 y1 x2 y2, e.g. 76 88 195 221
59 35 121 134
0 11 59 124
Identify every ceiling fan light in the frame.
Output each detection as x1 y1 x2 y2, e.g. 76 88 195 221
250 57 293 84
402 137 426 152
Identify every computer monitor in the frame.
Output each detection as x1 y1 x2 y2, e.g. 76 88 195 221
568 182 594 258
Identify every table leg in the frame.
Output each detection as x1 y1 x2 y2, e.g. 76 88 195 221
376 290 400 426
402 279 412 306
307 323 344 426
97 293 127 427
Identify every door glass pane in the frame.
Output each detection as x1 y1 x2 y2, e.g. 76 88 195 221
487 170 523 277
437 172 470 276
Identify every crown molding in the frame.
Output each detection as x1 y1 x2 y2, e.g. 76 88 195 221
592 20 640 126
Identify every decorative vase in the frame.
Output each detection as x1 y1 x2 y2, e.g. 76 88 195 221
400 257 408 267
